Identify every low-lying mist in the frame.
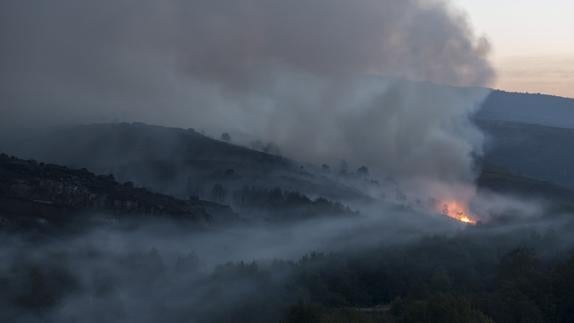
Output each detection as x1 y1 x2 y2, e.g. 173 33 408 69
1 203 573 323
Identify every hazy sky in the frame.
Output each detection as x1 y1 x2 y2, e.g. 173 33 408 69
457 0 574 98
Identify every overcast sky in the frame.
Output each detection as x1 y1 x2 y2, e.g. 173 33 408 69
456 0 574 98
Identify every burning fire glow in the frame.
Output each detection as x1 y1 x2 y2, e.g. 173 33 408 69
439 200 478 225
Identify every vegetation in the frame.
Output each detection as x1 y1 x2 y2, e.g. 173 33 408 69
0 153 235 230
2 224 574 323
221 132 232 142
229 186 355 220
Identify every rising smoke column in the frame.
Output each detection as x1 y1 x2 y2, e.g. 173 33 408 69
0 0 494 196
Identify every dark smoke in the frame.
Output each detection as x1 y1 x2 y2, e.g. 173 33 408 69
0 0 493 194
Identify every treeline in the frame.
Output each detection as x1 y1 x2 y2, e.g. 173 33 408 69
278 246 574 323
207 185 355 220
3 227 574 323
209 239 574 323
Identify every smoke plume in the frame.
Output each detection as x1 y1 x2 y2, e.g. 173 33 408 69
0 0 494 193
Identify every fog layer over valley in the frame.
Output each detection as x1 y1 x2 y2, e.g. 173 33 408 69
3 208 574 323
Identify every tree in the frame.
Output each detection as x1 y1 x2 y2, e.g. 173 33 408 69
221 132 231 142
357 166 369 177
396 294 494 323
339 161 349 175
211 184 227 203
284 303 322 323
263 143 281 156
554 256 574 322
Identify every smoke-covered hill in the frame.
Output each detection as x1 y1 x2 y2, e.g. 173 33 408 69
0 123 371 204
1 89 573 210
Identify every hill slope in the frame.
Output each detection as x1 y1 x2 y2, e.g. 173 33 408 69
478 90 574 129
0 123 367 203
478 119 574 190
0 154 236 231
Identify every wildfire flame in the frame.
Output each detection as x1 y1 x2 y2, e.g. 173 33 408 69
439 200 477 225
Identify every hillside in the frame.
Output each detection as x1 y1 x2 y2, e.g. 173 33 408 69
473 90 574 191
2 90 574 215
0 123 368 203
478 164 574 211
478 90 574 128
0 154 236 231
478 119 574 190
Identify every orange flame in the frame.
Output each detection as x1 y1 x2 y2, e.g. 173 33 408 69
439 200 477 225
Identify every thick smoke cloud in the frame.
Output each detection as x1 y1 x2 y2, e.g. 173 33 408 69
0 0 493 194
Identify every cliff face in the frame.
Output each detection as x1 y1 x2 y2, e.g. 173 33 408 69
0 153 235 231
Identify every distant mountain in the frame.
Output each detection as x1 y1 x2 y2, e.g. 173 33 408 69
478 90 574 128
0 154 236 232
